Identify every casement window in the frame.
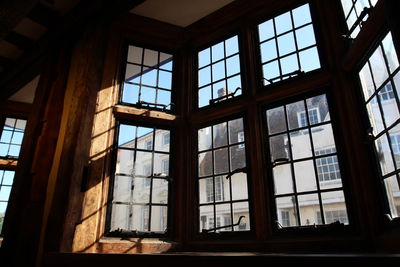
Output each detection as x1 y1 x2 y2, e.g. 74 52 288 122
197 35 243 107
265 94 349 228
0 117 27 235
340 0 378 39
108 124 171 234
258 3 320 86
198 118 250 233
357 32 400 219
121 45 173 111
106 44 174 236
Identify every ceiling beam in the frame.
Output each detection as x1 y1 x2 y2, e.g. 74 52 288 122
4 31 35 51
0 0 39 40
27 2 60 28
0 0 146 101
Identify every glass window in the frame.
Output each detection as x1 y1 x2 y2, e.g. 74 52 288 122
197 35 243 107
122 45 173 111
265 94 349 228
198 118 250 232
0 118 27 158
108 124 170 233
358 32 400 219
0 170 15 234
258 3 321 86
340 0 377 39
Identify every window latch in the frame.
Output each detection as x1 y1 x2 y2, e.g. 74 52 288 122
264 70 304 85
137 101 173 111
272 158 289 167
225 167 247 180
343 7 372 40
209 87 241 105
202 216 245 233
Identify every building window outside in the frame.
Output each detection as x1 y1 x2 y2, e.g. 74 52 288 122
198 35 242 107
258 3 321 86
198 118 250 232
298 107 320 128
358 32 400 219
121 45 173 111
163 132 170 146
108 124 170 234
340 0 377 39
265 94 349 228
315 148 341 182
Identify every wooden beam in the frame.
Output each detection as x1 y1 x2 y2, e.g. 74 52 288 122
4 31 35 51
27 2 60 28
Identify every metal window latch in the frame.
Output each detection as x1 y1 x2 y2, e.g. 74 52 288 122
137 101 173 111
272 158 289 167
202 216 246 233
264 70 304 85
209 87 241 105
343 7 372 40
226 167 247 180
153 173 172 182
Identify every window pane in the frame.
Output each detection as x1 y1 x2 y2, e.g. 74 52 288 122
298 194 320 226
321 191 348 225
294 160 317 192
292 4 312 27
276 196 298 227
384 175 400 218
267 106 287 134
273 164 294 195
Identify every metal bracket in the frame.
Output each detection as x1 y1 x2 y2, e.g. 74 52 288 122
343 7 372 40
202 216 246 233
226 167 247 180
264 70 304 85
137 101 173 111
209 87 241 105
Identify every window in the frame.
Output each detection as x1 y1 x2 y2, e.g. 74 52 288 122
340 0 377 39
0 117 27 236
358 32 400 219
198 118 250 232
0 118 27 158
258 3 320 86
108 124 170 234
198 35 242 107
121 45 173 111
265 94 349 228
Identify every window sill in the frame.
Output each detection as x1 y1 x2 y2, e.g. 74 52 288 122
96 237 177 254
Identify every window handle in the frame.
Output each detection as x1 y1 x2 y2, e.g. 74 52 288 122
201 216 245 233
225 167 247 180
343 7 372 40
272 158 289 167
209 87 241 105
263 70 304 84
137 101 173 111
